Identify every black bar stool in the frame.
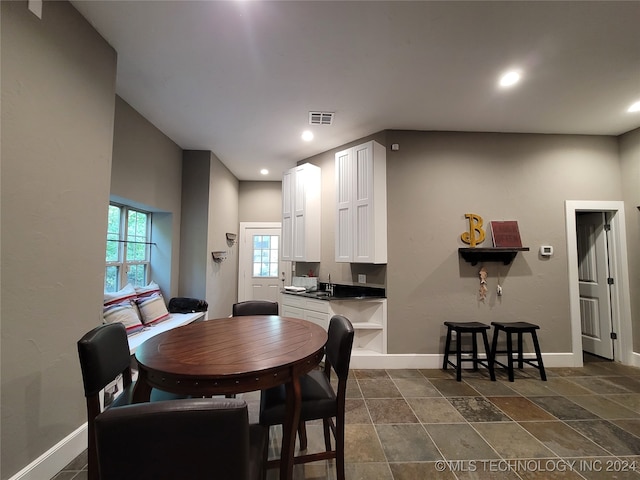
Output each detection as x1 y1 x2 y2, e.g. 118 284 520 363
443 322 495 381
490 321 547 382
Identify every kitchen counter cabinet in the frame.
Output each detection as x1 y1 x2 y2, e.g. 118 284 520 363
281 294 387 355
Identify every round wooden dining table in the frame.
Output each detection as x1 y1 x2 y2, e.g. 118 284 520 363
132 315 327 480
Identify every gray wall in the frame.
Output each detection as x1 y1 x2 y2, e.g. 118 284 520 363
181 151 240 319
301 130 629 356
1 1 117 477
238 181 282 223
619 128 640 350
111 96 184 298
206 153 240 318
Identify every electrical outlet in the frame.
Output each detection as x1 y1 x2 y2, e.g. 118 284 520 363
358 274 366 283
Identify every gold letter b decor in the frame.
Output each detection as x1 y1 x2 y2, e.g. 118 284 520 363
461 213 485 247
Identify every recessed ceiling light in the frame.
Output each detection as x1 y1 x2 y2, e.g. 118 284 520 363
260 169 269 175
499 70 521 88
627 101 640 113
301 130 314 141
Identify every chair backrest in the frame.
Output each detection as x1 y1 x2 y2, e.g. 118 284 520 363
77 322 135 480
325 315 355 381
232 300 279 316
95 398 255 480
78 322 132 398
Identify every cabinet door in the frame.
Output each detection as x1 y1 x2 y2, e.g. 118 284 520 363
281 304 304 320
281 168 293 261
353 142 374 262
335 147 353 262
293 165 307 261
304 310 329 331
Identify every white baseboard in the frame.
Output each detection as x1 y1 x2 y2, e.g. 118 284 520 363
8 423 87 480
350 352 577 370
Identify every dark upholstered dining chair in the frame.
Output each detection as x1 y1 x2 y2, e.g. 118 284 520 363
232 300 279 316
259 315 354 480
77 322 186 480
94 398 266 480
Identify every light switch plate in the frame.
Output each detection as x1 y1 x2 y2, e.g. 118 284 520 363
358 274 366 283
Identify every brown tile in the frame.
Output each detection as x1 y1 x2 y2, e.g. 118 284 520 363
366 398 419 424
386 369 425 379
430 378 481 397
502 378 558 397
566 420 640 455
472 422 556 458
376 424 442 461
358 378 402 398
344 424 386 463
606 376 640 393
487 396 556 421
546 377 595 396
517 464 586 480
449 397 511 422
547 367 594 377
389 462 457 480
425 423 500 460
520 421 609 457
419 368 458 379
529 396 599 420
353 369 389 379
569 457 640 480
612 419 640 437
406 397 467 424
455 464 522 480
393 377 441 397
345 398 371 424
464 377 519 396
606 394 640 413
344 463 393 480
568 376 632 394
345 378 363 399
567 395 640 419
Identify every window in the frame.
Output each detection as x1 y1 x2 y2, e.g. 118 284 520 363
105 204 152 292
252 235 279 277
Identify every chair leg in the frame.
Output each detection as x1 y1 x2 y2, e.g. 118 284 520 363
443 327 452 370
481 330 496 381
472 332 479 371
335 415 345 480
489 327 499 372
506 331 515 382
455 331 462 381
262 426 270 480
322 418 332 451
298 421 308 451
531 331 547 381
517 332 524 369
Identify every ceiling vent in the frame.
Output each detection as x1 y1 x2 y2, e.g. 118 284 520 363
309 111 334 125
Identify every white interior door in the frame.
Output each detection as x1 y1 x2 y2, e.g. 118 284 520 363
577 212 614 359
238 223 287 303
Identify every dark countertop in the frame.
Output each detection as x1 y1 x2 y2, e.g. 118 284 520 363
283 283 386 301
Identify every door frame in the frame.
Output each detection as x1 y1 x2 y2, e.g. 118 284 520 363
237 222 282 303
565 200 633 367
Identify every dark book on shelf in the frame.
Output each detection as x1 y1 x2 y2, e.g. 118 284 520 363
490 221 522 248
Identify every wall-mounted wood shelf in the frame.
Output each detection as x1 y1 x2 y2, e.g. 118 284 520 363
458 247 530 266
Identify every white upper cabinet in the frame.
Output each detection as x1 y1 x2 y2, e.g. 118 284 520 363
335 141 387 263
282 163 321 262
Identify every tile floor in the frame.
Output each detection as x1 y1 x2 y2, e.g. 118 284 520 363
53 354 640 479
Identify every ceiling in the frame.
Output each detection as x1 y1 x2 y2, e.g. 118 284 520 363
70 1 640 181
